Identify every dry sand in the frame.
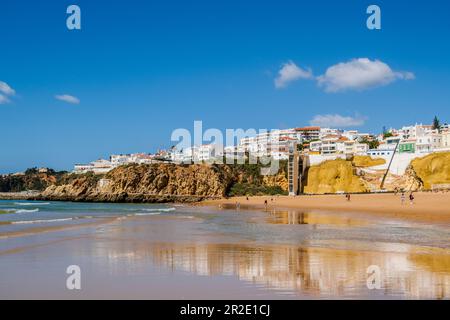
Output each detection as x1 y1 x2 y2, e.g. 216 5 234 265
201 192 450 225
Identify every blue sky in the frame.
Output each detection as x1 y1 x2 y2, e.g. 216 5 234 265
1 0 449 173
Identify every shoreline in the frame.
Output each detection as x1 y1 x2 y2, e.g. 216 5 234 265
0 192 219 203
0 217 119 241
0 191 41 200
200 192 450 225
2 191 450 225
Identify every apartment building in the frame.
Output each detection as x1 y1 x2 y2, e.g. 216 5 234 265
295 126 320 141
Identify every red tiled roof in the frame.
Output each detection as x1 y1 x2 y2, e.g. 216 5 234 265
295 126 320 131
279 137 296 141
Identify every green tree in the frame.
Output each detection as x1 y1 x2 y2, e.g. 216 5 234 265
360 137 379 150
433 116 441 131
383 132 393 139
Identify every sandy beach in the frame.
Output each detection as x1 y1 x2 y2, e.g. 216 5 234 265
1 199 450 299
201 192 450 225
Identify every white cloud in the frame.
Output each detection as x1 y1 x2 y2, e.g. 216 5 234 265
274 61 313 88
317 58 415 92
309 114 367 128
55 94 80 104
0 81 15 104
0 94 11 105
0 81 15 96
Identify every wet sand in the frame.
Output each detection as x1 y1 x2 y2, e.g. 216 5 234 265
201 192 450 225
1 202 449 299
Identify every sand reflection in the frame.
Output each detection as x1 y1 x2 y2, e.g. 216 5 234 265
266 210 369 226
99 240 450 299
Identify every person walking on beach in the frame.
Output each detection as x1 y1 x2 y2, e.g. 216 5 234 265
264 199 268 211
401 192 406 205
346 193 351 202
409 192 415 205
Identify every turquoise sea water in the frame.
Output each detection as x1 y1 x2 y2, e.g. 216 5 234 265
0 200 176 233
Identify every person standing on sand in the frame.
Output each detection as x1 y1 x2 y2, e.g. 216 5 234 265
409 192 415 205
401 192 406 205
264 200 268 211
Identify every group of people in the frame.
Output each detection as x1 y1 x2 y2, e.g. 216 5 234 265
343 190 415 205
400 192 415 205
235 197 275 211
235 190 417 211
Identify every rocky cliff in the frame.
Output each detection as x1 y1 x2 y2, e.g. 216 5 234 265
303 159 368 194
0 168 66 192
302 152 450 194
40 163 235 203
410 152 450 190
6 152 448 202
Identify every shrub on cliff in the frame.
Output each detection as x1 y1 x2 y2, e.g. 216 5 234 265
228 183 287 196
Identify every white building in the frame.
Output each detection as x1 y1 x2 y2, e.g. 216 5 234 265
342 140 369 155
110 154 130 166
307 132 368 157
367 149 395 157
384 136 402 150
309 140 322 153
442 130 450 148
295 127 321 141
171 144 224 163
320 128 341 138
238 129 304 160
415 131 442 153
74 153 162 174
197 144 223 162
74 159 113 174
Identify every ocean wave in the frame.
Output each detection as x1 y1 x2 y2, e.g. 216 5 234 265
12 218 73 225
134 212 161 216
17 208 40 214
14 202 50 206
143 207 176 212
126 207 176 213
126 212 161 217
